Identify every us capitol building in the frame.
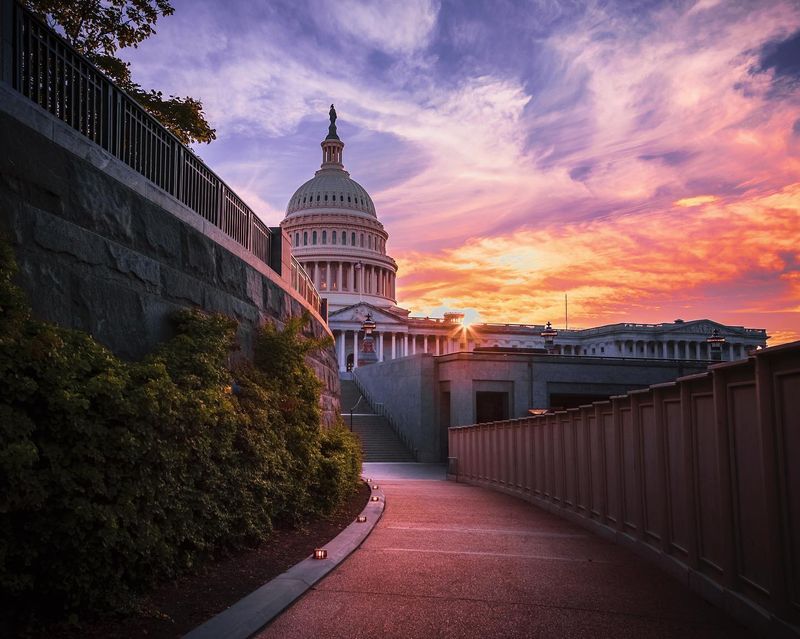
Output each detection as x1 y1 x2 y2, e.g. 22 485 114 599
281 108 767 374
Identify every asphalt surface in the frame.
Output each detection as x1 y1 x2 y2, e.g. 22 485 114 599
255 462 754 639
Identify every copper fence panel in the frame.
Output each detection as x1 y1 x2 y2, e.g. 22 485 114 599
603 406 619 525
576 409 590 513
588 409 603 518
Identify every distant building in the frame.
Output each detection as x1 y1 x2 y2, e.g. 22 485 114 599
281 110 767 374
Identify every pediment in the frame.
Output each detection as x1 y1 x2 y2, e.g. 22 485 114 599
661 319 728 335
328 302 407 327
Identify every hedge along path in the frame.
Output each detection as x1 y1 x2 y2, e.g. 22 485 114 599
0 238 362 629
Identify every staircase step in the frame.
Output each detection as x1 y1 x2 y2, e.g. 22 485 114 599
339 380 415 462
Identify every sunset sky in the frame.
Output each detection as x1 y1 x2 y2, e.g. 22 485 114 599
122 0 800 344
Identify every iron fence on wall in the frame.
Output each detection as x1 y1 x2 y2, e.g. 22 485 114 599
1 0 321 314
449 341 800 633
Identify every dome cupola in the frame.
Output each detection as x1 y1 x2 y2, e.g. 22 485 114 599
285 104 377 218
281 105 398 313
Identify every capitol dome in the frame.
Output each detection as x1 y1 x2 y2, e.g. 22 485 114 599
286 170 376 217
281 105 398 314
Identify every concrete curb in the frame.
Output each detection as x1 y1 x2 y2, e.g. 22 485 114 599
182 477 385 639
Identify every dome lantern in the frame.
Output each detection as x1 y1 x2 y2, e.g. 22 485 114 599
321 104 344 169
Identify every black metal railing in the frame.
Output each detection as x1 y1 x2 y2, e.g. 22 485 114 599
1 0 321 314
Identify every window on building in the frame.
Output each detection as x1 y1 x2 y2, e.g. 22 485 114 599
360 233 364 247
324 194 328 201
322 230 327 244
316 195 320 201
294 232 299 247
312 231 317 244
332 231 337 244
303 232 308 246
368 235 372 249
348 196 351 202
340 195 344 202
341 232 347 246
351 232 356 245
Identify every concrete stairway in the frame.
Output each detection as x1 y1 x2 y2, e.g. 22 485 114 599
340 380 415 462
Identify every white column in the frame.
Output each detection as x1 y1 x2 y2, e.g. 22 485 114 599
349 263 355 290
378 333 384 362
354 330 359 368
337 331 345 371
422 335 427 353
661 342 667 358
391 332 396 359
411 334 416 355
337 262 342 291
435 336 440 355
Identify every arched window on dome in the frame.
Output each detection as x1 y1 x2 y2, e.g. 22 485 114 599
303 196 306 203
348 196 351 202
316 195 320 202
332 231 337 244
294 232 299 247
312 231 317 244
341 232 346 246
360 233 364 247
340 195 344 202
351 232 356 245
324 194 328 202
322 230 327 244
368 235 372 249
303 232 308 246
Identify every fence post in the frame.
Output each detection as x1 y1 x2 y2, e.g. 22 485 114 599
216 182 225 230
1 0 14 87
754 352 788 617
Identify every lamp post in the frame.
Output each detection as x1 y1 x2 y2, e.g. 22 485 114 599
706 328 726 361
358 312 378 366
541 321 557 354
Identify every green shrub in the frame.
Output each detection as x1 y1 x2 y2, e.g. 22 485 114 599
0 237 362 627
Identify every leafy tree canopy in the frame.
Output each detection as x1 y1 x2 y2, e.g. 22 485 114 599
25 0 216 145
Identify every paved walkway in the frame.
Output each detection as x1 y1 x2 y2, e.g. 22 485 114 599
256 463 754 639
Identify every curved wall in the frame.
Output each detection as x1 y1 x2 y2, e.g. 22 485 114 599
0 87 340 425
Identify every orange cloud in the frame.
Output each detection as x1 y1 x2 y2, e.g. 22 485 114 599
395 183 800 343
675 195 719 207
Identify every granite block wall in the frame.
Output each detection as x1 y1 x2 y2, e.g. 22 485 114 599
0 95 340 425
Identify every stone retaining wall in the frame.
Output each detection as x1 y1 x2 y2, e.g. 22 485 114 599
0 90 340 425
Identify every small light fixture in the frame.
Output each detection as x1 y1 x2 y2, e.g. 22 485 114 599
371 496 379 502
707 328 726 361
314 548 328 560
372 484 379 490
356 515 367 523
365 477 372 483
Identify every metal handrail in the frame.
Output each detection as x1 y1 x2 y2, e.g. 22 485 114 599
1 0 321 315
